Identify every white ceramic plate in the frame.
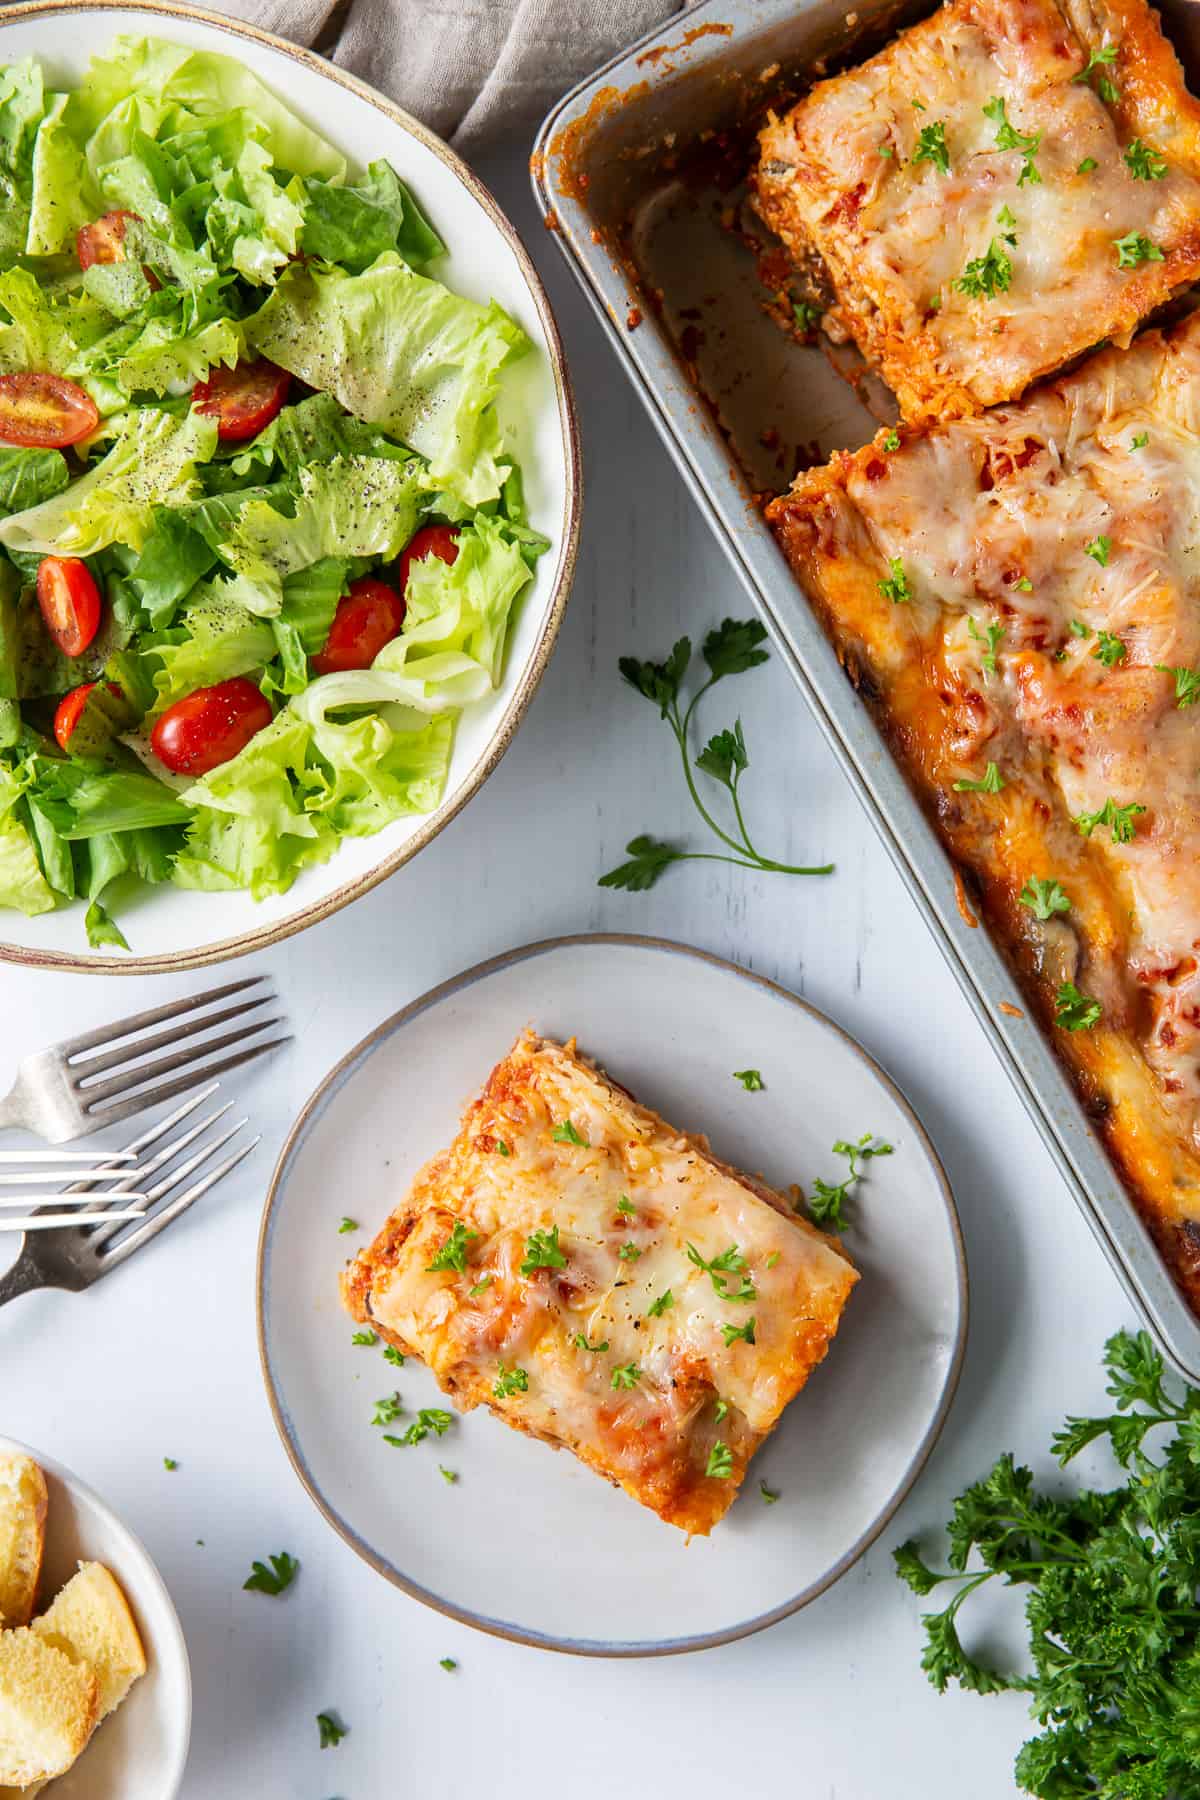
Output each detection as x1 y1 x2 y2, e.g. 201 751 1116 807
259 935 967 1655
0 1434 191 1797
0 0 578 976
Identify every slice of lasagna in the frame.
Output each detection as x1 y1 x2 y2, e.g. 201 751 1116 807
341 1033 858 1534
753 0 1200 423
767 309 1200 1308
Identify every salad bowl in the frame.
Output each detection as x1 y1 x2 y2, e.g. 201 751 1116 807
0 0 579 974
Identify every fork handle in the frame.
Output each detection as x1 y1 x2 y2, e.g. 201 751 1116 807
0 1251 44 1308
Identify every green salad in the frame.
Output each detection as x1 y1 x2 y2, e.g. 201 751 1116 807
0 36 546 948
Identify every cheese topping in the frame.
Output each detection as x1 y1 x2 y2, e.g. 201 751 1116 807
754 0 1200 421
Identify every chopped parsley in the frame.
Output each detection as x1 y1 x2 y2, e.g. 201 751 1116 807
439 1465 458 1484
1123 138 1167 181
686 1242 755 1301
521 1225 567 1275
551 1118 588 1147
426 1219 478 1274
953 762 1005 794
1020 877 1071 921
713 1397 729 1423
494 1139 511 1156
1084 534 1112 566
883 429 901 451
766 1251 781 1269
439 1657 457 1672
351 1330 378 1347
1069 618 1090 638
1077 156 1098 174
338 1216 357 1234
383 1345 406 1367
616 1196 636 1216
493 1364 528 1399
1093 630 1126 667
720 1318 757 1348
1074 41 1120 104
617 1241 642 1261
384 1408 454 1447
1113 231 1164 269
163 1457 178 1471
706 1441 734 1479
955 216 1015 300
611 1363 641 1390
372 1393 403 1427
983 95 1041 185
1156 663 1200 707
760 1479 781 1504
968 615 1005 676
792 299 822 333
912 119 951 173
1074 797 1145 843
646 1289 675 1318
1131 431 1149 449
1055 981 1103 1031
1015 576 1033 592
733 1068 764 1090
807 1132 894 1232
878 142 894 157
468 1276 493 1297
243 1552 299 1596
877 556 912 603
317 1712 345 1749
573 1333 610 1353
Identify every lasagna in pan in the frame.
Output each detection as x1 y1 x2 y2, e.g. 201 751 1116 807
753 0 1200 423
341 1033 858 1534
767 311 1200 1308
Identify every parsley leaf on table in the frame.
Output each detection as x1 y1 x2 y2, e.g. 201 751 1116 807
316 1711 346 1749
243 1551 299 1596
601 619 833 890
805 1132 893 1231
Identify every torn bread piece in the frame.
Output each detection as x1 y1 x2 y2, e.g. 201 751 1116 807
32 1562 146 1721
0 1458 47 1631
0 1630 98 1788
342 1032 858 1534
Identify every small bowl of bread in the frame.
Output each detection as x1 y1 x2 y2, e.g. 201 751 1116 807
0 1440 190 1797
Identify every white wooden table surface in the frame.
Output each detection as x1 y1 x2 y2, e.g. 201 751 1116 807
1 147 1140 1800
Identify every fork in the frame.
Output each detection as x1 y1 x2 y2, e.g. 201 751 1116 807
0 975 288 1144
0 1086 260 1303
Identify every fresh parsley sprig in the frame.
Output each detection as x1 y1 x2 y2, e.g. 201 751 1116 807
601 619 833 891
895 1330 1200 1797
806 1132 893 1231
243 1551 299 1597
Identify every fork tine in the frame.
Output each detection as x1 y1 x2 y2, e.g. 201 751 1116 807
57 976 270 1060
0 1168 144 1186
4 1209 149 1232
86 1117 249 1246
0 1150 135 1163
65 1102 235 1223
80 1033 290 1121
96 1135 260 1268
68 994 277 1079
66 1085 219 1188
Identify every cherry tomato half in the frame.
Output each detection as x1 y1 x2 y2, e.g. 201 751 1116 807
150 677 273 777
37 558 102 659
396 524 460 599
76 210 161 291
54 681 121 753
0 374 99 450
311 576 405 676
192 359 291 442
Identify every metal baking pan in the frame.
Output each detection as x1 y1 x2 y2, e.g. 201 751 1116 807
531 0 1200 1382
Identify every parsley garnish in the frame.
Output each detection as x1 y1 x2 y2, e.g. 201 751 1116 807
1015 576 1033 592
618 1241 642 1261
603 619 833 889
338 1216 357 1234
1020 877 1070 921
720 1318 757 1348
468 1276 493 1297
573 1333 610 1353
351 1330 378 1347
983 96 1041 185
1123 137 1167 180
1084 534 1111 566
439 1657 457 1671
611 1363 641 1390
792 299 822 334
883 429 901 451
551 1118 588 1147
1069 618 1090 637
317 1712 345 1749
493 1364 528 1399
1074 797 1145 843
1077 155 1097 173
647 1289 675 1318
878 556 912 603
1073 41 1119 103
912 120 951 173
616 1196 636 1216
686 1242 755 1301
807 1132 894 1231
1114 231 1164 268
1055 980 1103 1030
733 1068 764 1090
1093 629 1126 666
706 1441 734 1479
955 218 1015 299
495 1139 511 1155
1156 663 1200 707
766 1251 781 1269
521 1225 567 1274
953 762 1004 794
163 1457 178 1471
439 1465 457 1484
372 1394 403 1427
760 1480 780 1504
967 615 1005 676
243 1552 299 1596
427 1219 477 1274
713 1398 729 1423
384 1408 454 1447
894 1328 1200 1794
383 1345 405 1367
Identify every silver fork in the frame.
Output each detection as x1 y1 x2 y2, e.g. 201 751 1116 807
0 975 288 1144
0 1087 260 1303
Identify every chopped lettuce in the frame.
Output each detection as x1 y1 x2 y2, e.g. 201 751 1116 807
298 159 444 272
246 255 528 505
0 60 46 261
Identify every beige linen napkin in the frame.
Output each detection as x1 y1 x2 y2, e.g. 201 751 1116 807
206 0 683 148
